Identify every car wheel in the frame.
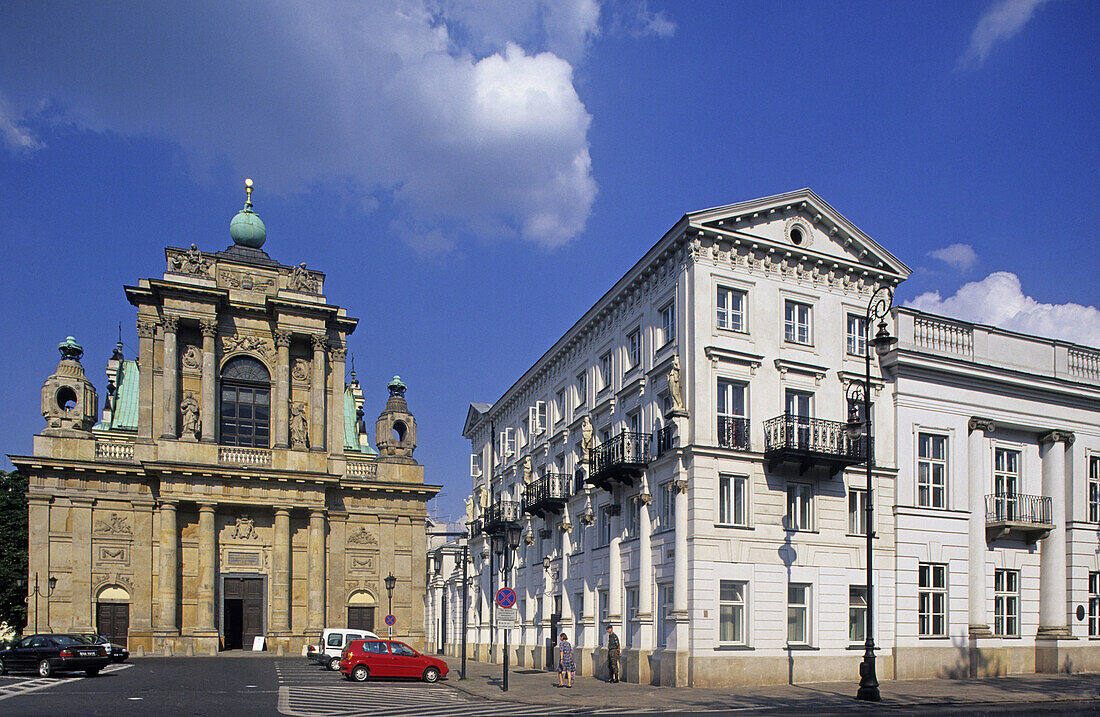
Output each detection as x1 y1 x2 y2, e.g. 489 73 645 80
85 668 100 677
328 657 341 671
351 665 369 683
423 667 441 684
38 659 52 678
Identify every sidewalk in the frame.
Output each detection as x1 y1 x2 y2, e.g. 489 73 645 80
442 657 1100 712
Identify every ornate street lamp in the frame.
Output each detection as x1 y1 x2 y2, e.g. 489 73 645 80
17 573 58 634
845 286 896 702
384 572 397 638
492 523 522 691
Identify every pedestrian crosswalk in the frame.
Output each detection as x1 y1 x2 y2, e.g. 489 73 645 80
0 662 131 703
275 659 569 716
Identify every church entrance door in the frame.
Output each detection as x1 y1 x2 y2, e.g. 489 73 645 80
223 577 264 649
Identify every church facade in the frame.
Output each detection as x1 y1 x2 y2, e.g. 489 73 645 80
11 182 438 656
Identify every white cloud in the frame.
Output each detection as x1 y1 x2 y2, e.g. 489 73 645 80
0 1 608 249
0 90 41 151
959 0 1051 69
927 243 978 272
607 0 676 39
907 271 1100 347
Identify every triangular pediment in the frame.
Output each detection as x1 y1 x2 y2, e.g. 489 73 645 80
688 188 910 280
462 402 493 438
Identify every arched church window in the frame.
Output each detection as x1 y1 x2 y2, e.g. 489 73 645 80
220 356 271 447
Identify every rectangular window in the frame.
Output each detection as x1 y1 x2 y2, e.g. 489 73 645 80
627 329 641 370
660 301 676 346
1089 457 1099 523
554 389 565 425
718 474 748 526
599 352 612 391
598 590 609 628
849 586 868 644
576 372 587 410
918 563 947 637
784 300 812 345
918 433 948 508
628 410 641 435
993 448 1021 520
848 487 868 535
785 389 813 450
521 417 529 447
994 569 1019 637
717 286 746 333
719 581 746 645
658 481 676 531
1089 571 1100 638
626 587 639 622
626 497 640 538
717 379 748 450
470 453 482 478
657 584 673 647
597 505 612 546
571 520 584 553
787 584 810 645
786 483 812 531
846 313 867 356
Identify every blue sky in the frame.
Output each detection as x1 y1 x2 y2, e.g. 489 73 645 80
1 0 1097 520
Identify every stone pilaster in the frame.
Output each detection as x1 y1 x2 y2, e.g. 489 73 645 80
161 314 179 439
328 344 346 457
199 319 217 443
70 498 94 631
155 501 179 634
608 504 623 634
1038 430 1074 640
196 504 217 633
136 319 157 443
271 508 291 634
131 501 155 636
307 509 326 630
663 477 690 687
636 493 654 650
274 330 291 449
967 418 994 637
26 496 51 632
326 513 347 627
309 334 327 452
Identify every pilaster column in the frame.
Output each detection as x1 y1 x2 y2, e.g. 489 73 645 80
131 501 155 633
1038 430 1074 638
196 504 217 632
310 334 327 451
136 319 157 443
328 344 347 457
161 314 180 439
967 418 994 636
559 517 573 632
199 320 217 443
156 501 178 632
26 497 50 632
325 513 347 627
271 508 291 634
274 331 291 449
670 478 689 644
307 509 326 630
608 505 623 633
70 498 94 631
636 493 654 650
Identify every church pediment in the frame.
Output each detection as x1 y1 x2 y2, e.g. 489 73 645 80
690 188 910 281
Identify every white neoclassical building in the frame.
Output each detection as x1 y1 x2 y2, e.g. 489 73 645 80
426 188 1100 687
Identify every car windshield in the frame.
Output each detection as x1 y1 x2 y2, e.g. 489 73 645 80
52 636 83 646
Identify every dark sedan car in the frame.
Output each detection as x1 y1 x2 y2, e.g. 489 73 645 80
0 634 109 677
76 634 129 663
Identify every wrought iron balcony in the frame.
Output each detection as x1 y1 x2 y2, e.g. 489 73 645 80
586 430 651 492
655 424 675 458
480 499 523 536
763 413 865 477
985 493 1053 544
718 416 750 450
522 473 572 518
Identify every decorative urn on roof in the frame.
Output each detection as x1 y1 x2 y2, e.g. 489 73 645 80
229 178 267 248
376 375 417 462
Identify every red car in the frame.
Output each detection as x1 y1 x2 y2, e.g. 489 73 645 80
339 639 448 683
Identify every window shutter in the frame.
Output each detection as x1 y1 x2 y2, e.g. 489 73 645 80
470 453 481 477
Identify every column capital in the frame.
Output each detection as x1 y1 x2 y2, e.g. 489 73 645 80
309 508 328 519
158 500 178 511
274 330 292 347
199 319 218 338
672 479 689 494
330 345 348 361
161 314 180 333
1039 430 1075 446
311 334 328 352
197 502 217 513
274 507 291 518
968 417 996 434
69 497 95 507
137 319 158 339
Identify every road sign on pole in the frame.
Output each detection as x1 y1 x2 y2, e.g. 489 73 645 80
495 587 516 608
495 606 518 629
385 614 396 627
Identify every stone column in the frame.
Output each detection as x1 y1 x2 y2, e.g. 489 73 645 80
271 508 291 634
663 477 690 686
1038 430 1074 638
307 509 326 630
196 504 217 633
136 319 157 443
309 334 327 452
274 331 291 449
328 344 347 457
560 518 573 634
131 501 155 639
160 314 179 439
967 418 994 637
608 506 623 634
26 496 51 632
199 319 217 443
156 501 178 633
70 498 94 631
636 494 654 651
326 514 347 627
580 525 595 673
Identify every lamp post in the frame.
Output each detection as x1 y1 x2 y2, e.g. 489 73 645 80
846 286 896 703
492 523 522 692
384 572 397 639
16 573 58 634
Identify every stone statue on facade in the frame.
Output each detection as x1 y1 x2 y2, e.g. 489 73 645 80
169 243 211 276
581 415 594 463
667 354 685 411
290 402 309 448
522 456 533 484
180 391 200 439
288 262 318 293
477 485 489 510
464 496 475 523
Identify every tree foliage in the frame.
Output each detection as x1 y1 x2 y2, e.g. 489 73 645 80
0 471 28 636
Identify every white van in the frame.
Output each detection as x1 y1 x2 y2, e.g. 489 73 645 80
307 628 379 671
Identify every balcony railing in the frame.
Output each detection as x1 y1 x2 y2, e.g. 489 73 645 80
655 424 675 458
95 441 135 462
481 500 523 536
718 416 750 450
218 446 272 467
522 473 571 518
762 414 865 477
587 431 651 492
346 459 377 479
985 493 1053 544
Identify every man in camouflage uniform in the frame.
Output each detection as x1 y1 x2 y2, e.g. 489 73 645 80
606 625 620 683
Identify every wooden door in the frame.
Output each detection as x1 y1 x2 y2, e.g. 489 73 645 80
224 577 265 648
348 606 375 632
96 603 129 647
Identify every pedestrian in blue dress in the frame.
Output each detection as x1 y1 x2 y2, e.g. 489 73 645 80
556 633 575 688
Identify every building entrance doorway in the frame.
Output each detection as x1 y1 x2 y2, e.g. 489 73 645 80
96 601 129 648
222 577 264 650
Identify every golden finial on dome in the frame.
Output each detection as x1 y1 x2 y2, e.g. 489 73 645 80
244 177 254 206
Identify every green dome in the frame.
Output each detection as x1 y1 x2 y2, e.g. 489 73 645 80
230 205 267 248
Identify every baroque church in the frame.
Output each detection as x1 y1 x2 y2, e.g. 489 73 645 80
10 180 439 655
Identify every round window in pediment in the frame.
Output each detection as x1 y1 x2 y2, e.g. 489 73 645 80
784 218 813 248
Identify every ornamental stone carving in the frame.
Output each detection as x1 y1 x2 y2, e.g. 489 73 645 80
220 271 275 293
221 333 273 360
288 263 318 293
1039 429 1075 446
231 515 259 540
290 402 309 448
94 513 132 535
667 354 684 410
161 314 179 333
274 330 292 348
180 391 200 439
168 243 212 276
292 358 311 383
199 319 218 338
968 417 996 434
347 526 377 545
522 456 533 484
330 345 348 361
181 345 201 371
310 334 328 352
580 416 594 464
